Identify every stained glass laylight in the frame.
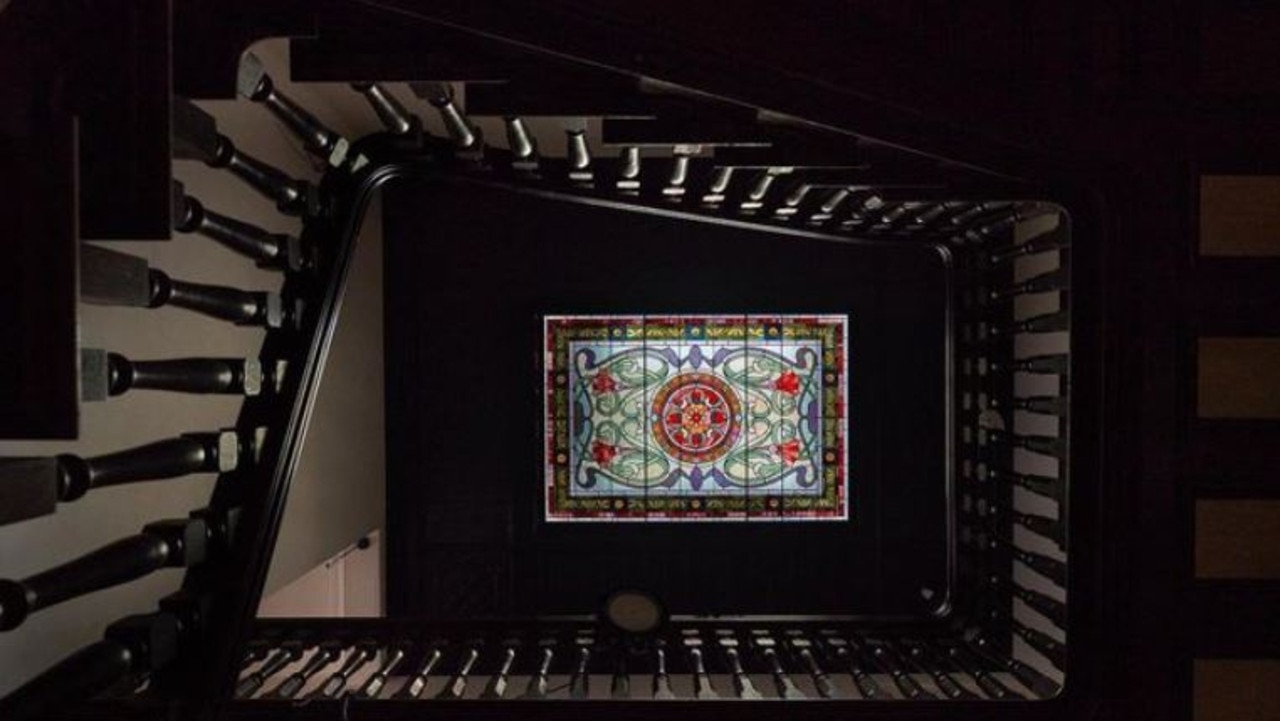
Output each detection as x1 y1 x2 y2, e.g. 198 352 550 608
544 315 849 522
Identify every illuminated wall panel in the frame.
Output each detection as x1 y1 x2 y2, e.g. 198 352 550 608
544 315 848 522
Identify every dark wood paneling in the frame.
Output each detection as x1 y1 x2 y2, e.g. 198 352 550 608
0 2 81 438
0 113 78 439
73 0 173 240
172 0 316 99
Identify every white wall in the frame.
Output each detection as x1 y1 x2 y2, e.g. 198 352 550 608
0 39 386 695
258 530 384 618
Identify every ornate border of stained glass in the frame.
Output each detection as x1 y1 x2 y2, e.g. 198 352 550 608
544 315 849 522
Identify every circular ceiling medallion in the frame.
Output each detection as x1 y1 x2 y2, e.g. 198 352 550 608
602 589 667 634
650 373 742 463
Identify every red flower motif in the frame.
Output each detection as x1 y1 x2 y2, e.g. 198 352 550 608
774 370 801 396
592 440 618 467
776 438 801 465
591 369 617 394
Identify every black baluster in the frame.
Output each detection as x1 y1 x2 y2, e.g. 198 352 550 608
867 641 935 700
984 429 1068 460
663 151 691 199
912 201 965 227
702 167 734 205
566 126 593 185
762 647 804 699
988 232 1066 264
880 200 925 226
950 201 1014 227
855 193 887 216
266 644 340 699
0 518 209 631
775 183 812 218
238 53 348 166
808 187 849 223
831 642 884 699
314 645 377 699
981 499 1064 547
358 645 407 698
842 193 885 230
0 612 179 720
148 268 299 329
568 644 592 699
0 432 241 525
211 134 315 216
435 645 480 699
60 430 241 501
982 465 1062 499
173 187 311 273
610 652 630 698
987 393 1069 417
723 646 762 699
240 641 272 670
902 642 978 700
236 645 305 698
987 535 1068 586
988 311 1070 337
616 146 642 193
959 204 1053 244
992 576 1068 627
392 645 441 699
412 82 482 155
797 645 838 699
481 645 517 699
83 350 265 399
521 646 554 699
1011 623 1066 669
987 354 1070 376
740 169 783 211
503 116 539 172
689 647 718 699
172 98 315 215
987 267 1069 301
652 646 676 699
969 637 1061 697
945 644 1021 699
351 82 419 136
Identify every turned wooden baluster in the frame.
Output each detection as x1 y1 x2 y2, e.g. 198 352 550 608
480 645 517 699
81 350 266 400
173 97 315 215
0 431 244 526
393 645 442 699
351 82 419 136
173 183 312 272
313 645 377 699
0 517 210 631
521 646 554 699
358 645 407 698
237 52 349 167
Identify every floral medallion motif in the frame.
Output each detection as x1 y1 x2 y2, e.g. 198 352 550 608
651 373 742 463
545 315 848 522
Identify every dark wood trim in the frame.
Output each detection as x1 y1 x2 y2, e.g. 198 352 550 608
0 110 79 439
74 0 173 240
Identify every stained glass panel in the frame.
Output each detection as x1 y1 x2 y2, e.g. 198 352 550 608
544 315 848 522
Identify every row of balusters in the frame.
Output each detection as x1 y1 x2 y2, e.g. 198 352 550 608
0 51 1072 714
216 628 1061 702
218 52 1055 240
952 206 1070 687
0 52 408 721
